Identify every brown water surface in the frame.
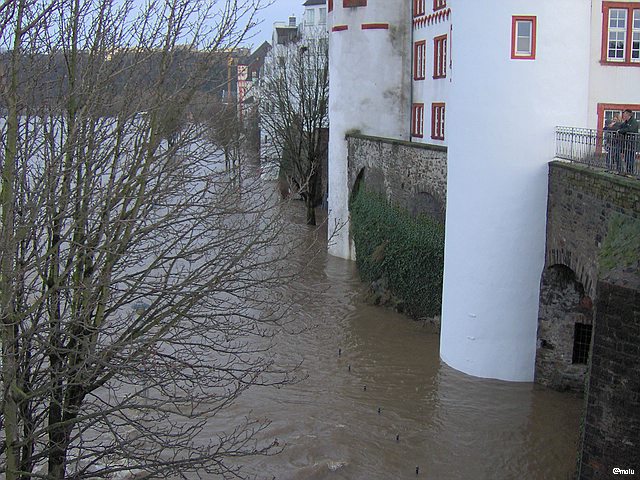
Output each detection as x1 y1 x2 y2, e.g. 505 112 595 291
213 209 582 480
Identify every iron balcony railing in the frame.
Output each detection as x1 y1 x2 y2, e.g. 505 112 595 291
555 126 639 176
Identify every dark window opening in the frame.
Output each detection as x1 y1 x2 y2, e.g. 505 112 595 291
572 323 592 364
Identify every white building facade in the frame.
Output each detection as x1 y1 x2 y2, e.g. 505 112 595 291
258 2 329 179
410 3 451 147
328 0 640 382
327 0 412 258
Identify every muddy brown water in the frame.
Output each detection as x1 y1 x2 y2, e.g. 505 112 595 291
206 208 582 480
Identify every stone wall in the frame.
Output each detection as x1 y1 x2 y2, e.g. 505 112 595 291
536 265 593 392
544 162 639 298
578 272 640 479
536 162 640 391
346 133 447 223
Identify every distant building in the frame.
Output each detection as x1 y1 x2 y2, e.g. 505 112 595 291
258 2 329 179
236 41 271 123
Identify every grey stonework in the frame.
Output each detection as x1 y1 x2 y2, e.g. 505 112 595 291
578 274 640 479
535 265 592 392
544 162 639 299
346 134 447 223
537 161 640 392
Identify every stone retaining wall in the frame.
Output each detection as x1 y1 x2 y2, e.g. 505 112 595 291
536 162 639 392
346 134 447 223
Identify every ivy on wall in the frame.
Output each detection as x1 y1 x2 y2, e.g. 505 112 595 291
350 189 445 318
599 213 640 274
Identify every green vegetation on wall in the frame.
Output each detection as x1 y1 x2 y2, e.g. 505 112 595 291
599 213 640 274
350 189 445 318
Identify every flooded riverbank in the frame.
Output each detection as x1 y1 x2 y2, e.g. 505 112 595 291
213 206 583 480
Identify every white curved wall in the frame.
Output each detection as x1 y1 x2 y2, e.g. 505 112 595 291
327 0 411 259
440 0 591 381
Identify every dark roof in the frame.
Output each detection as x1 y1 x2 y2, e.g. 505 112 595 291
303 0 326 5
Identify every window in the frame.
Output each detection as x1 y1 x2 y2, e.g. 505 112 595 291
328 0 333 12
572 323 592 365
414 0 425 17
433 35 447 78
601 3 640 65
431 103 445 140
511 16 536 59
343 0 367 7
634 9 640 60
411 103 424 138
306 8 315 26
603 108 640 125
414 41 426 80
433 0 446 11
597 103 640 133
319 8 327 25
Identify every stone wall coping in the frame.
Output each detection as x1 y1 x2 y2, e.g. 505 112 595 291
347 133 448 153
550 160 640 191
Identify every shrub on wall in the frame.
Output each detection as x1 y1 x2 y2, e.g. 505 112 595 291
599 213 640 274
350 189 445 318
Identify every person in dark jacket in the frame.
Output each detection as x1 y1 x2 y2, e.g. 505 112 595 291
618 109 639 174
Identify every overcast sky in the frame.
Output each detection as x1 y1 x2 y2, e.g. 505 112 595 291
247 0 306 48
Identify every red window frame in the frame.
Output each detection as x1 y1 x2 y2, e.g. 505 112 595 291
328 0 333 12
511 16 537 60
431 103 445 140
433 0 446 11
414 41 426 80
343 0 367 7
433 34 447 78
414 0 425 17
597 102 640 133
600 2 640 66
411 103 425 138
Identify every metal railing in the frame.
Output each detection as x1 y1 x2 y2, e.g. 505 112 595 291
555 126 639 176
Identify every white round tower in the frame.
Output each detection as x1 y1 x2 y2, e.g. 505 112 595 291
327 0 411 259
440 0 591 381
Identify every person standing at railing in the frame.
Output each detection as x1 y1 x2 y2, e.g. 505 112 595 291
618 109 639 174
604 114 622 171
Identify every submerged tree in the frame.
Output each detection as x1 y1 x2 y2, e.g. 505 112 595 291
0 1 301 479
259 33 329 226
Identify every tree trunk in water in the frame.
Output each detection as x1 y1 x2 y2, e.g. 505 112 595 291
305 197 316 226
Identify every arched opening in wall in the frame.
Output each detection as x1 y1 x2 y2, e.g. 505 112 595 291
350 167 365 205
535 264 593 393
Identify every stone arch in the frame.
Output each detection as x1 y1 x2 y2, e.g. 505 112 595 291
545 246 595 299
535 264 594 392
350 166 366 204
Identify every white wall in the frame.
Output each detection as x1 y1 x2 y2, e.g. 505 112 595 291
411 12 451 146
327 0 412 259
440 0 591 381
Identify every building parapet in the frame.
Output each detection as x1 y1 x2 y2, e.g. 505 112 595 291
346 132 447 153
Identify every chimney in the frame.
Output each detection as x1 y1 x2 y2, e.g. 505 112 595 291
289 16 296 27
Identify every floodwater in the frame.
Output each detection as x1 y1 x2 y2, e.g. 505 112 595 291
214 205 583 480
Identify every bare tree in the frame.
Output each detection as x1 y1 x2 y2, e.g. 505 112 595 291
209 96 243 172
0 1 304 479
259 33 329 226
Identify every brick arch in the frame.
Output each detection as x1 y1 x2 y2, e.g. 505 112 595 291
544 246 596 299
